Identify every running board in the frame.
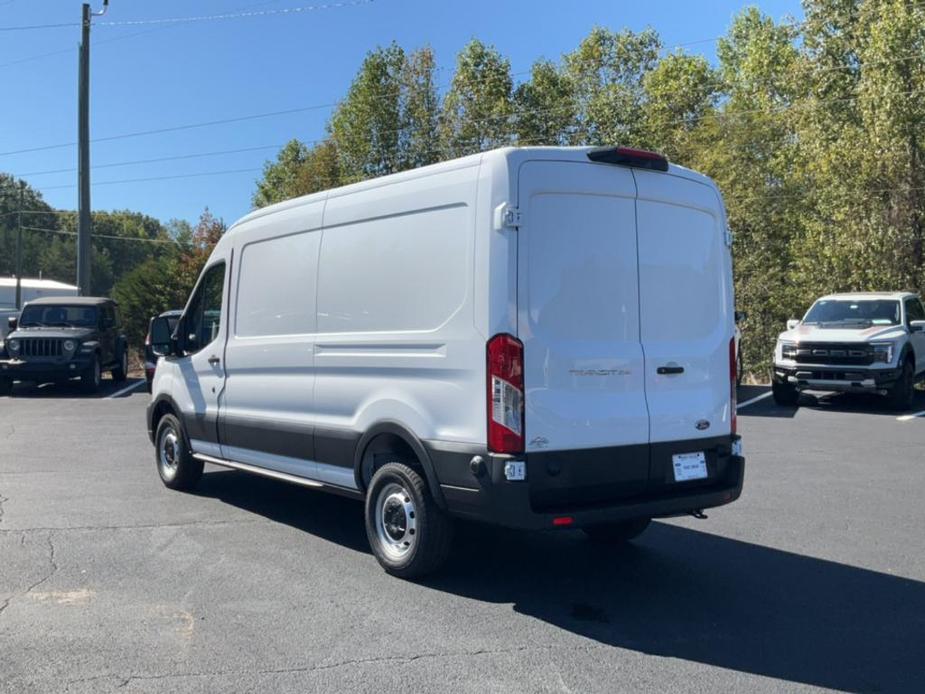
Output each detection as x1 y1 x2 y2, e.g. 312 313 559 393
192 453 324 489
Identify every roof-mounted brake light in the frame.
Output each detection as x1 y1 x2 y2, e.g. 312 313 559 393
586 146 669 172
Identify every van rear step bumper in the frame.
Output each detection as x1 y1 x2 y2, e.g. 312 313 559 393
426 436 744 530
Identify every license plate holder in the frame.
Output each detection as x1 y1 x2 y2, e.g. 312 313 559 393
672 451 708 482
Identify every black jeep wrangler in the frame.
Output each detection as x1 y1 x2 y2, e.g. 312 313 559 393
0 297 128 395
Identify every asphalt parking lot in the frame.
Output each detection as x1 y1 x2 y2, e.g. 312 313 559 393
1 382 924 693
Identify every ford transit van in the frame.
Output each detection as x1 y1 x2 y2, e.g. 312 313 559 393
147 146 744 577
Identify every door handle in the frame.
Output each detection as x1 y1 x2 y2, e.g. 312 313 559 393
657 365 684 375
208 355 221 366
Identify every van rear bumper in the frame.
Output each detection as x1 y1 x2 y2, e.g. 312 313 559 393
425 436 744 530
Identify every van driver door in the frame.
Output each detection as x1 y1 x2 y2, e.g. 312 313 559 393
173 255 230 458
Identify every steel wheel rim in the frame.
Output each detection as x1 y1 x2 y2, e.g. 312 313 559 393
159 428 180 480
374 482 417 560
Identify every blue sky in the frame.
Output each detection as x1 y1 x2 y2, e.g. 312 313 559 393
0 0 803 228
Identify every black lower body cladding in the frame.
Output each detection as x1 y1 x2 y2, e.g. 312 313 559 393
425 435 744 530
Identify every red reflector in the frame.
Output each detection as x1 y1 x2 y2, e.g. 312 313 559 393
729 337 737 435
552 516 574 527
586 146 669 171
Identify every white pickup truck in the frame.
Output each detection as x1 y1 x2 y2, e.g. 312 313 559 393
772 292 925 409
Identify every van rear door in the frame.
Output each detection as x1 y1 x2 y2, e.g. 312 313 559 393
517 161 650 502
634 170 733 452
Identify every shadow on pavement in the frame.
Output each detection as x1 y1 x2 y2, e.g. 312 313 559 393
195 469 924 692
735 384 798 419
797 389 925 417
1 377 143 399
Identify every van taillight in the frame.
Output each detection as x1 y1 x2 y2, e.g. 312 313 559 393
729 337 737 435
487 333 525 454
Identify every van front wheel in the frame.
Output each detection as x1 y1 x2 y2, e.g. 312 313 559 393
582 518 651 545
155 414 203 491
365 462 453 579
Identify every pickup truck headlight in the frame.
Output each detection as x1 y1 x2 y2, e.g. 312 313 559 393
776 339 796 361
872 342 894 363
63 340 77 353
7 339 20 355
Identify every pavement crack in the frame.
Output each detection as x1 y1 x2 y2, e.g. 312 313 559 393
0 491 8 525
98 643 610 688
24 532 58 594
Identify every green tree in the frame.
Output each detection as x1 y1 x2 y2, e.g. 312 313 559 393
562 27 662 147
514 59 575 146
440 40 514 158
252 139 313 208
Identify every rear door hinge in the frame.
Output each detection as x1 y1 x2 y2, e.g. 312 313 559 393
724 227 734 248
494 203 522 231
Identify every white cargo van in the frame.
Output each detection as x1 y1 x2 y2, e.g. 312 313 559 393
147 146 744 577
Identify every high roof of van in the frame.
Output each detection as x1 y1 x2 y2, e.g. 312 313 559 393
228 146 717 235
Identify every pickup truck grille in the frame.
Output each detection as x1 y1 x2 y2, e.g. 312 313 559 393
783 342 874 366
19 338 64 358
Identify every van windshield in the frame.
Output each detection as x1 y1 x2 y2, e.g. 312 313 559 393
19 305 99 328
802 299 900 327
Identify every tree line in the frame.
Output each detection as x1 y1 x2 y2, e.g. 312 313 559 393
252 0 925 376
0 173 223 347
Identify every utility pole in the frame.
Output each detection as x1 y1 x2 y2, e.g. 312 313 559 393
15 181 24 310
77 0 109 296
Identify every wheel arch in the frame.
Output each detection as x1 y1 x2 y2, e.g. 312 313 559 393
148 394 181 442
353 421 446 509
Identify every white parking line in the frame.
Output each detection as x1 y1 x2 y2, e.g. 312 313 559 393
737 391 773 411
106 380 145 399
897 410 925 422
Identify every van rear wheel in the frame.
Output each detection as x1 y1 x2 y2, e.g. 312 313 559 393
365 462 453 579
583 518 651 545
155 414 203 491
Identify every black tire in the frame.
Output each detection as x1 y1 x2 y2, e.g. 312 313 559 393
80 355 102 393
888 358 915 411
365 461 453 579
772 379 799 406
582 518 651 545
154 413 203 491
0 378 12 396
112 349 128 382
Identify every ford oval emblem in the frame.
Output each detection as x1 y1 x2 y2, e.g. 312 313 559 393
695 419 710 431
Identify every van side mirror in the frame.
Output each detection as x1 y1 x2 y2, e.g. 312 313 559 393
150 316 176 357
910 320 925 333
734 311 747 323
786 319 800 330
7 316 17 332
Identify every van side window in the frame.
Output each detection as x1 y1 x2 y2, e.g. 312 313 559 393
184 263 226 354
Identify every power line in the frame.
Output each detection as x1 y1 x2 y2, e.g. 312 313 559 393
22 226 178 245
98 0 374 27
15 144 285 177
0 1 373 32
41 167 262 190
3 41 922 161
